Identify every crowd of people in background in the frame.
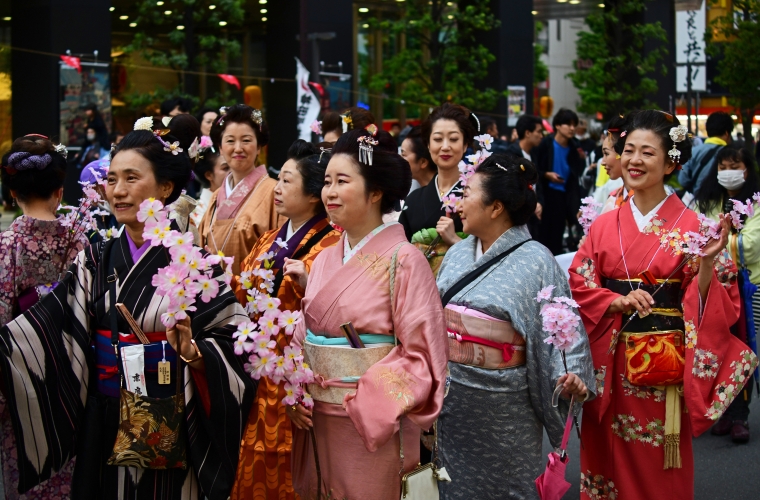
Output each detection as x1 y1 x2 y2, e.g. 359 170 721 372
0 98 756 500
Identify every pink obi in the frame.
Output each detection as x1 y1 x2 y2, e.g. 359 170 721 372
445 304 526 370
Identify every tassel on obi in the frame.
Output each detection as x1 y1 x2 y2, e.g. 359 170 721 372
663 385 683 469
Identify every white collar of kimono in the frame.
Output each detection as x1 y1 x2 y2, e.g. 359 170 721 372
435 175 459 202
629 195 668 233
475 238 484 261
286 219 306 241
343 221 399 264
224 173 244 197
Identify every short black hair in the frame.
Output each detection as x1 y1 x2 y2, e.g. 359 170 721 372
216 104 269 148
515 115 543 140
475 153 538 226
160 98 178 116
1 135 67 203
705 112 734 138
696 146 760 214
479 116 497 133
552 108 579 129
331 129 412 214
194 106 218 124
111 130 192 204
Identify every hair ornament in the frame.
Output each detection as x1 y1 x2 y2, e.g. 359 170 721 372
161 116 172 127
251 109 263 126
365 123 378 136
188 137 200 162
669 125 688 144
357 135 379 166
319 147 332 163
494 162 509 173
54 143 69 159
134 117 154 131
152 130 184 155
470 111 481 132
668 144 682 165
217 106 228 126
7 151 52 172
341 111 353 133
620 130 627 138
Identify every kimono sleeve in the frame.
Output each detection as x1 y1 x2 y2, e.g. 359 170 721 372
346 246 449 452
569 219 621 341
682 254 759 436
0 248 94 493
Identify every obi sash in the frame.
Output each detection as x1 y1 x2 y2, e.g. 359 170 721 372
445 304 526 370
94 330 177 398
603 278 685 333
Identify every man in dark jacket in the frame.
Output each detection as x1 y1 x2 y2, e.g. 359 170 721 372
678 111 733 196
534 108 585 255
507 115 546 238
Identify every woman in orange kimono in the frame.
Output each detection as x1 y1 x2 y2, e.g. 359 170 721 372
230 140 341 499
286 129 449 500
570 110 758 500
198 104 285 274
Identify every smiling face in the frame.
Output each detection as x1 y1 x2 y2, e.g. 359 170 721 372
275 159 320 221
428 119 466 172
322 154 381 231
200 111 218 136
221 122 261 177
458 172 502 237
602 134 622 180
106 149 173 228
620 129 675 192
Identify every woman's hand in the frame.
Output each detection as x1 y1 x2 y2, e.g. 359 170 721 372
556 373 588 401
436 216 462 246
166 317 204 369
283 258 309 290
606 289 654 316
286 403 313 430
702 213 731 261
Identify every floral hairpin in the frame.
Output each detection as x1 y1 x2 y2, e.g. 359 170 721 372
134 117 154 131
188 137 200 162
251 109 263 125
620 130 627 138
668 125 688 168
341 111 353 133
54 143 69 159
311 120 322 135
153 130 183 155
357 135 379 166
217 106 228 126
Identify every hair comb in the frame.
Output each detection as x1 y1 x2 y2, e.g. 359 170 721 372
357 135 379 166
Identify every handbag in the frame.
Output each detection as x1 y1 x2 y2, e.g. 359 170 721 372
104 245 188 469
623 330 685 386
399 422 451 499
535 400 574 500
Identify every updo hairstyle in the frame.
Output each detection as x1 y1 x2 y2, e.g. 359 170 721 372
167 114 202 153
605 115 627 154
475 153 538 226
286 139 328 202
422 102 478 148
1 135 67 203
331 129 411 214
215 104 269 148
111 130 192 204
617 110 693 170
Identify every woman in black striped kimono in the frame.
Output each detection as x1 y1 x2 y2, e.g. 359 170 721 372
0 128 255 499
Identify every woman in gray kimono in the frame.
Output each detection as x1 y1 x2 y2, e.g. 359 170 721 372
436 152 595 499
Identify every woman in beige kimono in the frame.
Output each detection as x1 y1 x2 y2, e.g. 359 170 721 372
198 104 285 274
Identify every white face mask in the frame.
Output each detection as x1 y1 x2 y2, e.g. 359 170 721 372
717 169 746 191
87 133 96 141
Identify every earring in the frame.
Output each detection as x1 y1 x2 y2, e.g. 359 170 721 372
12 198 16 207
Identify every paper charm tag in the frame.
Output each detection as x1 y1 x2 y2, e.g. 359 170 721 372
121 344 147 396
158 361 171 385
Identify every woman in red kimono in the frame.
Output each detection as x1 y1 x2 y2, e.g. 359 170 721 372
570 110 758 500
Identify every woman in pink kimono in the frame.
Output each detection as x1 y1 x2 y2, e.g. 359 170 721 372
286 129 449 500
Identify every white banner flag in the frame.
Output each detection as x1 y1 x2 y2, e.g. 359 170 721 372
296 57 321 141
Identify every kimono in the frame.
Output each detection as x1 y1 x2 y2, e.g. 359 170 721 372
0 216 88 499
230 215 341 500
290 223 448 500
398 177 464 275
570 194 758 500
197 166 286 275
435 225 595 499
0 230 256 499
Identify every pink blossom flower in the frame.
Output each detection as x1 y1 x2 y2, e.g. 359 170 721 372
250 353 276 379
301 392 315 408
553 296 580 309
536 285 556 303
258 315 281 336
279 310 302 335
137 198 164 223
284 346 304 364
187 275 220 302
310 120 322 135
164 231 195 248
283 383 298 406
253 333 276 356
271 356 287 383
474 134 494 151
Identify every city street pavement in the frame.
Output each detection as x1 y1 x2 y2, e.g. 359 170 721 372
543 395 760 499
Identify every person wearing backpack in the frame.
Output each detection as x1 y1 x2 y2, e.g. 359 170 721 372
678 111 734 196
